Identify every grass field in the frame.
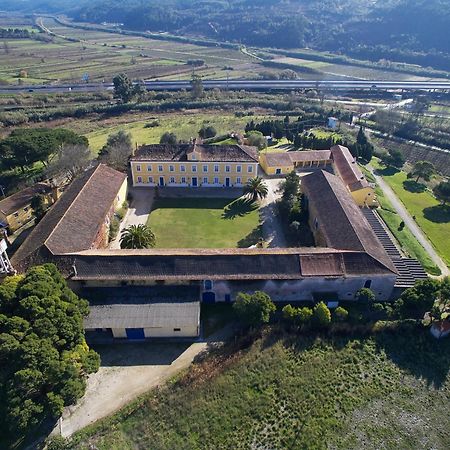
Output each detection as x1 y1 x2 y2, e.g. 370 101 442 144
85 113 270 152
70 326 450 449
359 165 441 275
147 198 261 248
372 159 450 267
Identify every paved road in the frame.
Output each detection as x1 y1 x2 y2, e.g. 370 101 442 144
368 165 449 277
55 325 236 438
2 79 450 94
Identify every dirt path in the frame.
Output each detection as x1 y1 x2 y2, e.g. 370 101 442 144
368 165 449 277
55 326 235 437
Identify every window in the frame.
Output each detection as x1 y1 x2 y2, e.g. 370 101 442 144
158 165 163 172
276 168 282 175
148 176 153 183
24 207 29 212
137 176 143 183
203 177 208 184
181 177 186 183
14 212 19 217
214 165 219 173
169 165 174 172
192 165 197 172
170 176 175 183
204 280 213 290
364 280 372 289
173 328 181 332
147 165 152 171
214 177 219 184
180 165 186 172
136 164 141 172
225 165 230 172
236 177 241 184
247 165 253 173
203 165 208 173
237 165 242 173
314 217 319 230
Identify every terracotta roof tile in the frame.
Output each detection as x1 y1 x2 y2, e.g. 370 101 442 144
0 183 52 217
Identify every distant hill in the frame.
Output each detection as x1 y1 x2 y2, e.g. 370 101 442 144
3 0 450 71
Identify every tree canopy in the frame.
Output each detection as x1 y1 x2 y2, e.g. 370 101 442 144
233 291 276 326
120 224 156 249
0 264 99 444
0 128 88 173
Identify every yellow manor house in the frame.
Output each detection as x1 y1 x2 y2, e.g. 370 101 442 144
130 140 259 188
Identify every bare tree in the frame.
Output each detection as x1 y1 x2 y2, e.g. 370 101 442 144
100 143 132 172
47 144 92 182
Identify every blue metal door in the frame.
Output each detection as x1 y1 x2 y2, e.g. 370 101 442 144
225 177 230 187
202 292 216 303
126 328 145 339
192 177 198 187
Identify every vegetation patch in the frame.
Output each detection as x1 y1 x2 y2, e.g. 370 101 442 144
69 326 450 450
147 197 262 248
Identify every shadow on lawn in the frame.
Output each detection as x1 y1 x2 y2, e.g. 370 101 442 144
222 198 257 219
423 204 450 223
374 166 400 177
403 179 427 193
237 224 263 248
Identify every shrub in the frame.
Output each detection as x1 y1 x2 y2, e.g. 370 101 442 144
333 306 349 322
144 120 160 128
233 291 276 326
109 217 120 240
312 301 331 328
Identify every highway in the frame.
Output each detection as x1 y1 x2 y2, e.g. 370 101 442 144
1 79 450 94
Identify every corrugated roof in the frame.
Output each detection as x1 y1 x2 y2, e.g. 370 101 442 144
330 145 369 191
301 170 397 274
131 143 258 162
0 183 52 217
84 301 200 329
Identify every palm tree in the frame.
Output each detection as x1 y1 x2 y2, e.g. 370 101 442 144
120 224 156 249
244 176 268 202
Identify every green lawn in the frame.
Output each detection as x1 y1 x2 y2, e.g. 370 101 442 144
70 326 450 449
372 159 450 267
359 164 440 275
147 198 262 248
85 113 271 153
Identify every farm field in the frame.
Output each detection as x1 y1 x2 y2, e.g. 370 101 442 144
70 327 450 449
147 198 261 248
84 113 271 152
372 159 450 267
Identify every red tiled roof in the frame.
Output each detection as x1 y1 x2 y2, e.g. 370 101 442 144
0 183 52 217
330 145 369 191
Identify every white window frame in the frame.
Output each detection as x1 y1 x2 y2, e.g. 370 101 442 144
170 176 175 184
203 177 208 184
236 177 242 185
247 165 253 173
169 165 175 172
181 176 186 184
192 165 197 172
203 165 208 173
225 165 231 172
214 165 219 173
158 165 163 172
136 164 141 172
237 165 242 173
180 165 186 172
137 176 143 183
148 176 153 183
147 165 152 172
214 177 219 184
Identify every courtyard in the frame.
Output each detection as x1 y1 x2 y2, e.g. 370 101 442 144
147 197 263 248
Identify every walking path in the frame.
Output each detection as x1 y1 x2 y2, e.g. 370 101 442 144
110 187 155 249
368 165 449 277
259 176 287 247
55 325 236 438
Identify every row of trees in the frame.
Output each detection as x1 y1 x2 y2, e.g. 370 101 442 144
0 264 99 441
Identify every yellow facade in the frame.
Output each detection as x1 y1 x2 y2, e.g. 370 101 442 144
351 186 378 207
1 194 54 233
130 161 258 187
259 154 293 175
